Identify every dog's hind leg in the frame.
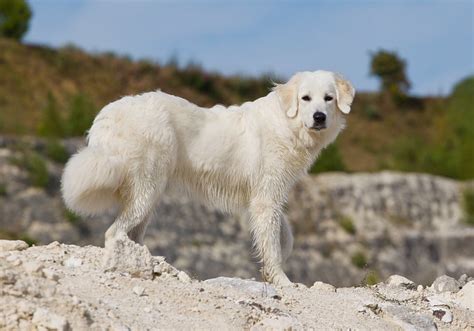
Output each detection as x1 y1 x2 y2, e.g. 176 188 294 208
104 176 163 246
127 212 153 244
104 147 172 246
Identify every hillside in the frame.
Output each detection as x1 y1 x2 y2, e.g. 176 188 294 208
1 238 473 330
2 37 471 176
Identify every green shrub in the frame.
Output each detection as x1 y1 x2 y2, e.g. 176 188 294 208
182 71 220 100
390 76 474 180
18 234 37 246
0 182 6 196
65 93 96 137
463 188 474 226
310 144 346 174
364 270 380 285
45 139 68 163
351 251 368 269
362 104 381 120
338 215 356 235
64 209 81 225
37 93 65 138
23 152 49 188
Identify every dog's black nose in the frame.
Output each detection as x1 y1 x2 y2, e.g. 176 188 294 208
313 112 326 124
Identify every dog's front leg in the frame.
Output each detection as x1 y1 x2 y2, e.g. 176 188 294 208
249 199 292 286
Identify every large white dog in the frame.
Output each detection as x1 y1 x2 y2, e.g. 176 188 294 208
61 70 355 286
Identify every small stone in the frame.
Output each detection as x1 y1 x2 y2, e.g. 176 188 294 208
311 281 336 292
153 259 179 277
143 307 152 313
0 240 29 252
42 268 59 281
32 308 69 331
432 308 453 323
204 277 277 298
132 286 145 296
47 241 61 248
431 275 461 293
64 257 82 268
382 304 436 331
441 310 453 323
427 295 448 307
23 261 43 274
177 271 191 283
250 315 302 330
103 233 153 279
357 305 366 313
417 285 424 292
432 309 446 320
458 274 469 286
386 275 415 289
110 323 130 331
457 280 474 310
6 255 22 266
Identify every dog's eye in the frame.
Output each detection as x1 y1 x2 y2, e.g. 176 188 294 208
324 95 333 102
301 95 311 101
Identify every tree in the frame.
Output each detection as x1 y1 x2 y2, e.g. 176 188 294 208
0 0 32 41
370 49 411 100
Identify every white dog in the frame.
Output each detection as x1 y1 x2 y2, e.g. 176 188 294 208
61 70 355 286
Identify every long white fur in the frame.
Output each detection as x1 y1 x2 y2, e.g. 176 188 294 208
61 70 355 286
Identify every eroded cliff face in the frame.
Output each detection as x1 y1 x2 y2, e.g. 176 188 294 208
1 137 473 287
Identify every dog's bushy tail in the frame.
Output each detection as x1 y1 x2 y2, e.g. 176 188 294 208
61 147 126 216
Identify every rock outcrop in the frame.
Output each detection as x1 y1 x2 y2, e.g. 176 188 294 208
0 239 473 330
1 136 474 286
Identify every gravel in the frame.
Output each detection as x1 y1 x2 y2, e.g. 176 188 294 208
1 239 472 330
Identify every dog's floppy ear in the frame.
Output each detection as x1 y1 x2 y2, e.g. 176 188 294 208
334 73 355 114
274 74 301 118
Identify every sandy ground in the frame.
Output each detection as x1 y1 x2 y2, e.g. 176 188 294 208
0 238 473 330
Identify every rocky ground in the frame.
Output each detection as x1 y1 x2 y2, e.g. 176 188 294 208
1 136 474 288
1 239 473 330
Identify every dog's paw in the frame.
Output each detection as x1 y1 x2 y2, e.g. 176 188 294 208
270 273 294 287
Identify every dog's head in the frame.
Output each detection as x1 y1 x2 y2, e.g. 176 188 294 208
274 70 355 132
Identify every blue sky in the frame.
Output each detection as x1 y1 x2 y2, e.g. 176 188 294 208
25 0 473 95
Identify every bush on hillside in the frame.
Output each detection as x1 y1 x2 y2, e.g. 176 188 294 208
37 92 97 138
65 93 96 137
45 139 69 164
391 76 474 179
37 93 65 138
310 144 347 174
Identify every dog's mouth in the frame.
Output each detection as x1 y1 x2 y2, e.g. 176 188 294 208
311 124 327 131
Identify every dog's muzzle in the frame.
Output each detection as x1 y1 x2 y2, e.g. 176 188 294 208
312 112 327 131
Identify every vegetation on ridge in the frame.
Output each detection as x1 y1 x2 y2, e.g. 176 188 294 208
0 37 472 179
